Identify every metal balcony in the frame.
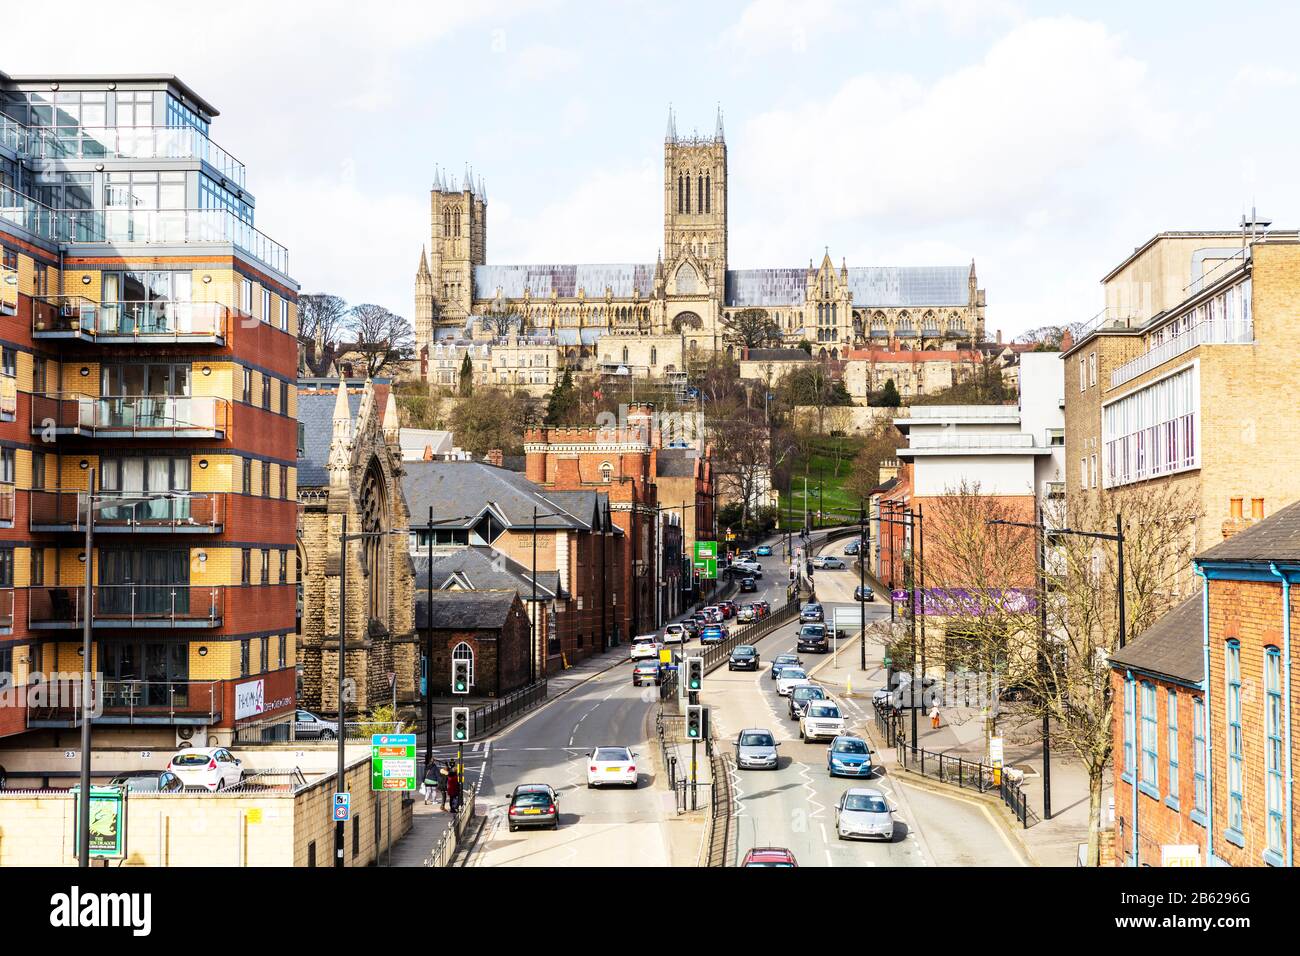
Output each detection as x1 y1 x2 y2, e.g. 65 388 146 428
32 297 236 344
25 679 224 728
28 584 224 629
30 394 229 439
29 490 223 534
20 124 246 188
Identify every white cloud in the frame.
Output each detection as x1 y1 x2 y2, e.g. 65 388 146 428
1232 64 1298 90
721 0 850 57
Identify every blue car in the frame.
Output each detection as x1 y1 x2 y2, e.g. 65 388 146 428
827 736 874 778
755 545 773 556
700 625 726 644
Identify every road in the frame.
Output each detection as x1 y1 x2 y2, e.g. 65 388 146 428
457 528 1024 867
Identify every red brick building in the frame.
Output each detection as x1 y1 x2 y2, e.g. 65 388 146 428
416 590 531 697
1109 596 1208 866
525 403 662 639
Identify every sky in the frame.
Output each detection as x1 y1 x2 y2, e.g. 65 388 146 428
7 0 1300 339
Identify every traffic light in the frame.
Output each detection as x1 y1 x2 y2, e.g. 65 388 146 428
452 659 470 694
686 657 703 692
451 706 470 742
686 704 702 739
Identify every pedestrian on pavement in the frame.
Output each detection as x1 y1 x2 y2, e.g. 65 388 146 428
422 757 440 805
446 764 462 813
436 760 450 810
929 705 941 730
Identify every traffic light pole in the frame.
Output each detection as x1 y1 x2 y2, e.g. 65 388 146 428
336 513 348 868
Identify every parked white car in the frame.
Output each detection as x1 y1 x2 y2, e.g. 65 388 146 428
776 670 811 697
167 747 244 791
662 623 687 644
586 746 638 788
799 700 847 742
630 636 662 661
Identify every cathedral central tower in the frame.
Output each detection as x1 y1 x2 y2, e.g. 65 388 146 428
662 106 727 310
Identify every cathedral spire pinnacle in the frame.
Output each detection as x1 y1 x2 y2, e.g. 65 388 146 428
666 104 676 142
328 378 354 486
715 103 725 142
417 246 430 276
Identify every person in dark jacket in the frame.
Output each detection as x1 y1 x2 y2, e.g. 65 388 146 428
437 760 450 810
422 758 440 805
446 764 462 813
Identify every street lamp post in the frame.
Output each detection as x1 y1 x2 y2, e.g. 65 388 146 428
987 510 1127 822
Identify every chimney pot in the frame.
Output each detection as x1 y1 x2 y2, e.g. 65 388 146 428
1251 497 1265 520
1230 497 1243 519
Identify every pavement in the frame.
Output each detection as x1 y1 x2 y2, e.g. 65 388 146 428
807 538 1109 868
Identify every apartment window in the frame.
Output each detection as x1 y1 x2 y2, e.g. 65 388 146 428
1193 696 1207 818
307 842 316 867
1265 646 1284 857
1166 689 1179 806
1090 454 1098 489
1122 677 1135 779
1080 458 1089 490
31 451 46 490
242 368 252 404
281 380 290 414
1088 352 1097 387
262 460 271 497
1 347 15 377
259 636 270 673
241 548 252 585
240 640 250 677
30 546 45 586
279 299 288 332
1225 640 1244 836
242 458 252 495
241 279 252 314
261 549 270 584
0 448 13 484
262 289 271 324
279 549 288 584
1140 681 1158 794
1047 428 1064 446
33 357 48 393
1079 356 1086 392
1103 364 1198 487
0 549 11 588
278 634 287 669
262 375 271 408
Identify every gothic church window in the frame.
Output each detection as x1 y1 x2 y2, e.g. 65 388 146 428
600 461 613 483
675 262 699 294
677 174 683 213
697 174 703 213
705 173 711 213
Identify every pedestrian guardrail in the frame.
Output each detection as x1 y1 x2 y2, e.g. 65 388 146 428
882 704 1037 829
469 680 547 738
423 784 476 867
701 596 799 674
705 750 733 867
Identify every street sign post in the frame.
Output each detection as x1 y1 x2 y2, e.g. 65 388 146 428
370 733 418 791
71 786 126 860
333 792 351 821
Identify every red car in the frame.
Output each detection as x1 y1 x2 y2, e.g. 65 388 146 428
719 601 737 619
741 847 798 867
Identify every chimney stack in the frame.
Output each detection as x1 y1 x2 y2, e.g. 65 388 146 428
1251 497 1265 520
1230 497 1243 519
485 449 504 467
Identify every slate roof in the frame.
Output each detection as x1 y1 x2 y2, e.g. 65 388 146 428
296 389 361 487
1107 595 1204 685
1196 498 1300 565
401 461 593 530
725 266 970 308
415 590 522 631
743 348 812 362
412 546 561 601
474 264 655 300
657 451 699 478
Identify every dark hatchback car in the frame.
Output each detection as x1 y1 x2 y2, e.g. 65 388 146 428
109 771 185 793
507 783 560 832
728 644 760 671
740 577 757 593
788 682 829 719
796 623 830 653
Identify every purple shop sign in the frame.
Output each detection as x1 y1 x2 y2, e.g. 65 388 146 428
890 587 1037 615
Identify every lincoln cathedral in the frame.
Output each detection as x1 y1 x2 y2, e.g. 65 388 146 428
413 108 985 374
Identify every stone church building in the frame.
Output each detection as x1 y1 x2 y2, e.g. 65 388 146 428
414 107 986 370
296 378 417 718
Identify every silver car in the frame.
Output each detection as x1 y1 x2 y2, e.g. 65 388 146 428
735 728 780 770
835 787 897 841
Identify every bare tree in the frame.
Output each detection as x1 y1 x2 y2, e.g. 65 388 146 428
843 419 905 506
709 398 771 537
298 293 349 376
485 299 521 338
722 307 783 349
1015 485 1202 866
346 304 415 378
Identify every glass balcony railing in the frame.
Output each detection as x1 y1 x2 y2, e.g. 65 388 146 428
29 490 223 532
31 393 229 438
28 584 224 629
26 678 223 726
22 125 246 187
0 187 287 274
0 113 23 153
32 297 235 342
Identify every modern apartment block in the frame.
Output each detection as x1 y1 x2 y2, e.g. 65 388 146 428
1062 226 1300 552
0 73 299 749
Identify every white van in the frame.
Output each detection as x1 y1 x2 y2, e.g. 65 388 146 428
662 623 687 644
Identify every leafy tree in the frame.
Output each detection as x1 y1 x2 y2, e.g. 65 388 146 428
873 379 902 408
797 340 813 355
392 380 443 430
545 368 581 424
843 420 905 504
448 387 539 457
457 352 474 397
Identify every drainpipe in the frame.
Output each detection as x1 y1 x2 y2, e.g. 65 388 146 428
1126 668 1138 866
1193 565 1215 866
1268 563 1295 868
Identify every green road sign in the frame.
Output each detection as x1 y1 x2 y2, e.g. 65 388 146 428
693 557 717 580
370 733 418 791
693 541 717 561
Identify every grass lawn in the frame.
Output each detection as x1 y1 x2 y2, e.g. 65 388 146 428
777 435 865 525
